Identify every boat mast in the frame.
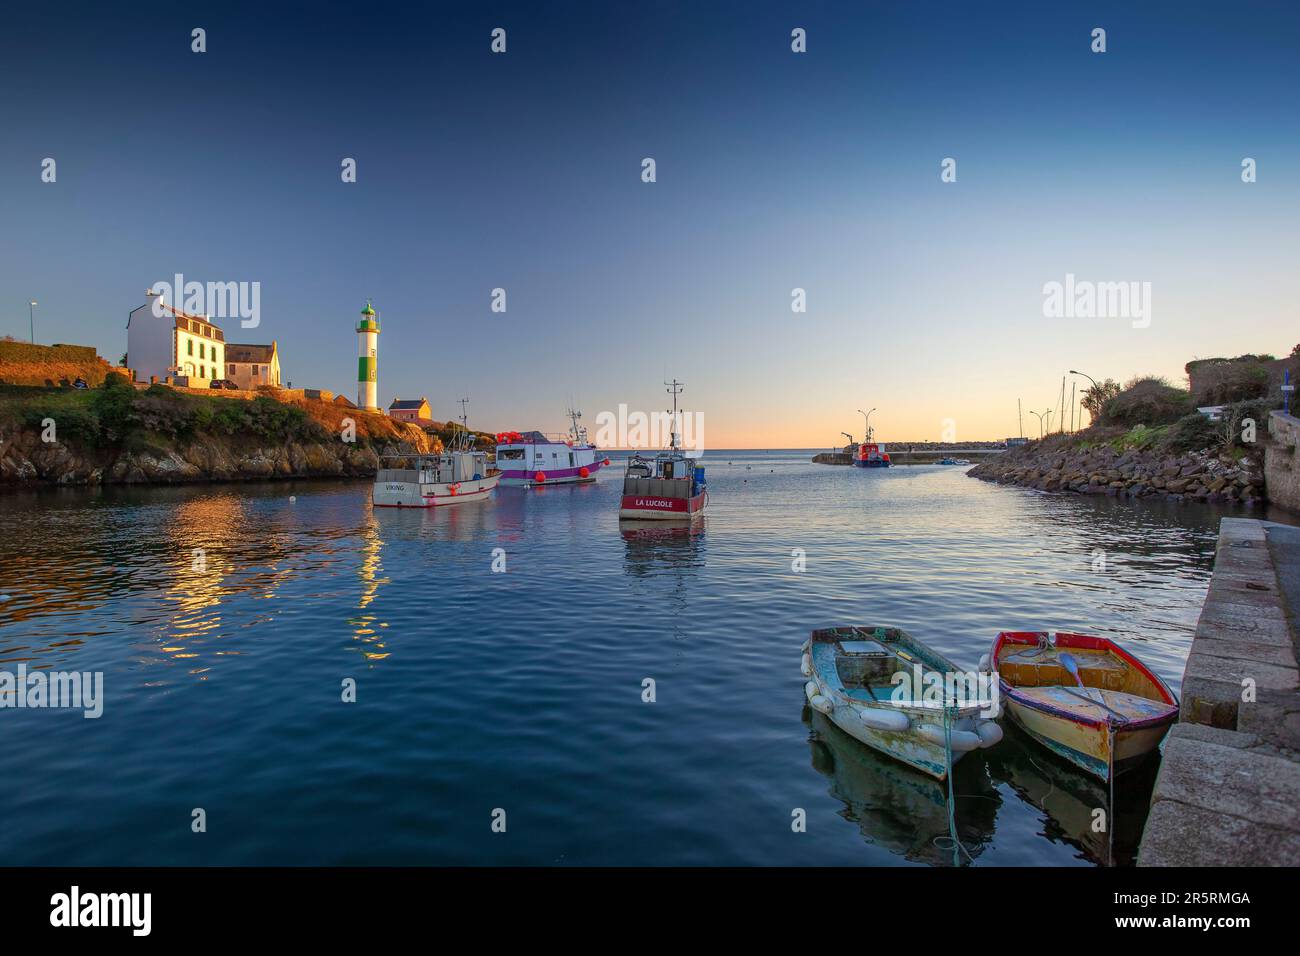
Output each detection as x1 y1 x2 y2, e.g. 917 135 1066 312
456 397 470 452
567 407 584 445
665 378 684 452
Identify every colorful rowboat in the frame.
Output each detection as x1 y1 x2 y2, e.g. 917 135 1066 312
987 631 1178 782
802 626 1003 781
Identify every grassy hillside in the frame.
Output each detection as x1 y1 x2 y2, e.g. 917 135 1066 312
0 374 437 453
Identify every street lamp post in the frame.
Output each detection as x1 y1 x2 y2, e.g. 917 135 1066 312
28 300 37 344
1069 370 1099 429
1030 410 1046 439
858 407 875 443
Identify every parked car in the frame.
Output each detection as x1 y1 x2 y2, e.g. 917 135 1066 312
209 379 239 390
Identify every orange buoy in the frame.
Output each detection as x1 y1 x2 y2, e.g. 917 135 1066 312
535 472 546 484
579 467 590 479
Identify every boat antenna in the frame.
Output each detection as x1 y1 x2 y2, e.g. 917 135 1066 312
665 378 684 451
457 397 470 452
567 406 584 444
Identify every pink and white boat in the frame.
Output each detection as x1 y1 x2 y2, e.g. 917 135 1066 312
494 409 610 487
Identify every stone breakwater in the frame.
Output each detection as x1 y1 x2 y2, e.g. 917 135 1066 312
968 441 1265 506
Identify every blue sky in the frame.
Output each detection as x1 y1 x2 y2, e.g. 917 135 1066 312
2 1 1297 444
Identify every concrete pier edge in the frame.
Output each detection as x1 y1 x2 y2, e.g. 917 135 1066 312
1138 517 1300 865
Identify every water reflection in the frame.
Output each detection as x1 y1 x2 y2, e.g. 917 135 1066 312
805 702 1158 866
804 708 998 865
348 514 390 661
983 721 1157 866
619 520 705 579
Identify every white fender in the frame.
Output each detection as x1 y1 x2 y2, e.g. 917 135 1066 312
804 680 819 701
810 694 834 715
856 708 910 732
978 653 991 672
975 720 1003 748
916 723 982 752
800 653 812 677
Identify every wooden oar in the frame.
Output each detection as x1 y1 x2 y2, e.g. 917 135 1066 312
1059 653 1129 723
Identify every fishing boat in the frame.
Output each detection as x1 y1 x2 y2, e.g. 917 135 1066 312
986 631 1178 782
618 379 707 520
854 438 891 468
801 626 1003 780
939 457 970 466
372 401 501 508
494 409 610 487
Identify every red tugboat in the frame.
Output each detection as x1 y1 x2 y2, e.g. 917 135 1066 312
618 380 707 520
853 419 891 468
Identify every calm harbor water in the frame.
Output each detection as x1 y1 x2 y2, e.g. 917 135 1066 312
0 451 1277 865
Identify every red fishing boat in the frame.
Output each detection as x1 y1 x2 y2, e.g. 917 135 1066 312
618 379 707 520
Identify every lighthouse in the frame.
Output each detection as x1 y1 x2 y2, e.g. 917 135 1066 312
356 301 380 410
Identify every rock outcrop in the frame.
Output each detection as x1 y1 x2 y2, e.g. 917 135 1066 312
968 437 1266 506
0 429 418 485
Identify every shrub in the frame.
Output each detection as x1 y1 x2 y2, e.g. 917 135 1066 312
1098 377 1192 429
1200 363 1270 404
1221 399 1270 448
1162 413 1221 453
90 373 137 441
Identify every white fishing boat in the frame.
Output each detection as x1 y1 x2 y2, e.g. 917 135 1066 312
372 401 501 508
494 409 611 487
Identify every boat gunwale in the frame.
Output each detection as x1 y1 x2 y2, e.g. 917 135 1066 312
808 625 987 719
992 630 1178 731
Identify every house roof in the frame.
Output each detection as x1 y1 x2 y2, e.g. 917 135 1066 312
226 342 278 364
389 398 430 411
128 299 224 338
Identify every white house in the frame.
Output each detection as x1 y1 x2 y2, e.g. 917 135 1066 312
126 291 226 386
225 341 281 390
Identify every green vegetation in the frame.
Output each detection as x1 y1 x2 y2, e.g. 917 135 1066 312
1185 351 1293 404
1080 378 1121 421
1 373 327 449
1096 376 1192 429
0 340 98 364
432 423 496 449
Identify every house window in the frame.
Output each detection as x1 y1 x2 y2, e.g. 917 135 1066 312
228 364 235 374
200 343 206 359
187 339 193 356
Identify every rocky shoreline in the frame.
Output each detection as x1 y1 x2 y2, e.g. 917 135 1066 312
968 438 1266 507
0 430 416 485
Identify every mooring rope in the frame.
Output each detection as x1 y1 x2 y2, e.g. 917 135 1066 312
932 701 975 866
